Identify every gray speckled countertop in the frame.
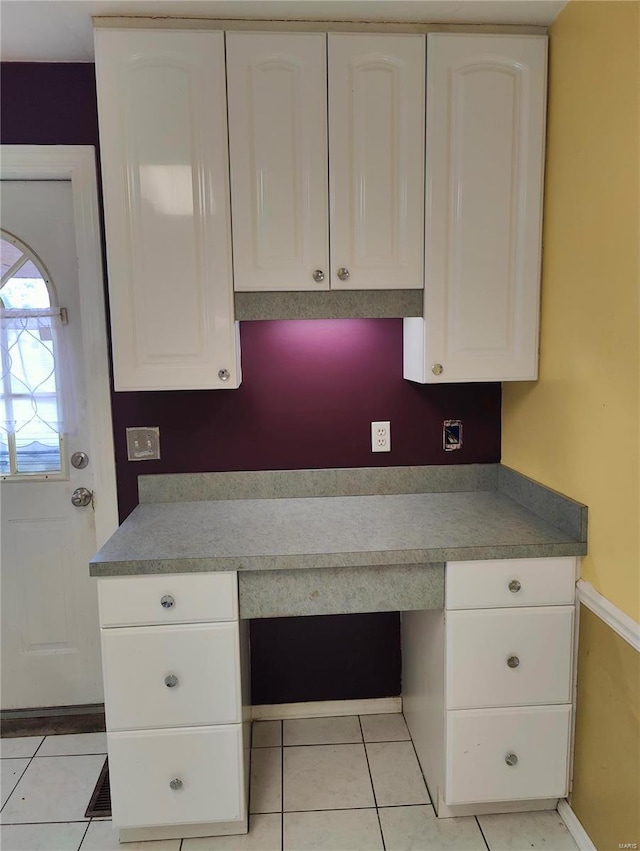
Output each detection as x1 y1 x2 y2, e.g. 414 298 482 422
90 488 586 577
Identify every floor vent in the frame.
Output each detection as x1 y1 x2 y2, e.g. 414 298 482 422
85 758 111 819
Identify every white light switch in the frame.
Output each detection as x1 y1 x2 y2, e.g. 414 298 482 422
126 427 160 461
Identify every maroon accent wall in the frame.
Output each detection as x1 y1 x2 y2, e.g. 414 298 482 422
2 63 502 706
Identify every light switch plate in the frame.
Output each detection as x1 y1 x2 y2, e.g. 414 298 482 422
126 427 160 461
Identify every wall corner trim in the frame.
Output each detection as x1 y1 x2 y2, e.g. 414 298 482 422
576 580 640 653
557 800 597 851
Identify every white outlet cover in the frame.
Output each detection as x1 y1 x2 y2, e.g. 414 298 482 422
371 421 391 453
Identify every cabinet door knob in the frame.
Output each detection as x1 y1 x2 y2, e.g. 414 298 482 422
164 674 179 688
431 364 443 376
337 267 350 281
218 369 230 381
507 655 520 669
160 595 175 609
312 269 325 283
169 778 183 791
505 753 518 767
508 579 522 593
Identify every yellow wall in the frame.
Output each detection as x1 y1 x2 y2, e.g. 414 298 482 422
502 0 640 622
502 3 640 849
572 607 640 850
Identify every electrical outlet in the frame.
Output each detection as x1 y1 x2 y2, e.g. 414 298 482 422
126 427 161 461
371 421 391 453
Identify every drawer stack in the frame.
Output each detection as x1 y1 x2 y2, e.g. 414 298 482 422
97 572 247 837
443 557 576 805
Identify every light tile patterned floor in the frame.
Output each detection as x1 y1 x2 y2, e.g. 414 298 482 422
0 717 580 851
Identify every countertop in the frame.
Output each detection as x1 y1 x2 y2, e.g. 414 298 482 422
90 481 586 578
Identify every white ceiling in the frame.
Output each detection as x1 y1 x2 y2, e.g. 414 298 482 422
0 0 567 62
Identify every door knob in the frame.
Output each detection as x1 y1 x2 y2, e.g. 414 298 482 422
337 268 350 281
71 487 93 508
312 270 325 283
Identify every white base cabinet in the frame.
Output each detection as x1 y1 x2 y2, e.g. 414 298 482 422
98 573 248 841
402 557 577 817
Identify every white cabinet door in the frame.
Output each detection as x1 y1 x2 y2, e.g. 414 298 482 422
102 623 241 731
227 33 329 292
329 34 425 290
94 29 240 390
108 725 244 828
445 705 571 804
446 607 574 709
404 34 547 383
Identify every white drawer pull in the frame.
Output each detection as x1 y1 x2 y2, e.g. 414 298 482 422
508 580 522 593
507 655 520 669
169 778 183 791
505 753 518 767
164 674 179 688
160 595 175 609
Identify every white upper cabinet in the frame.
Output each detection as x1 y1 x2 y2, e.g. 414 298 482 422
404 34 547 383
227 32 425 292
329 34 425 291
227 33 329 292
94 29 240 391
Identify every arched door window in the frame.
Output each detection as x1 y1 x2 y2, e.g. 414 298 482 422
1 230 70 478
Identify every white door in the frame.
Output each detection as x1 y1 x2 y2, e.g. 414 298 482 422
1 180 104 708
328 34 425 290
227 32 329 292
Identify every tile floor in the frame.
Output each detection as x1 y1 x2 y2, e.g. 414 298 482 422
0 715 580 851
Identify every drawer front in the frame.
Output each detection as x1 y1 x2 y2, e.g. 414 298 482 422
446 558 576 610
102 623 241 731
98 572 237 627
446 606 574 709
445 705 571 805
108 725 244 828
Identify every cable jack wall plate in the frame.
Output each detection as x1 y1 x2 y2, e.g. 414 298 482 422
443 420 462 451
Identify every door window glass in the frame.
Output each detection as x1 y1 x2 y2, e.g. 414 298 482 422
1 231 65 478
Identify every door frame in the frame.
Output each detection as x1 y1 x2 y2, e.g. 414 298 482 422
1 145 118 546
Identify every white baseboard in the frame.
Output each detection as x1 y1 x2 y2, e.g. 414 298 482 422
557 800 597 851
577 580 640 652
251 696 402 721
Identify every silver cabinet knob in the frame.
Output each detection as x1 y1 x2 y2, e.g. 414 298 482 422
507 655 520 668
337 267 350 281
169 778 183 791
431 364 443 376
508 580 522 593
505 753 518 767
165 674 179 688
71 487 93 508
312 269 325 283
160 595 175 609
218 369 230 381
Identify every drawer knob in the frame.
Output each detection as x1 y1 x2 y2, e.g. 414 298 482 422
160 595 175 609
164 674 179 688
169 778 183 791
505 753 518 767
507 655 520 669
508 580 522 593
